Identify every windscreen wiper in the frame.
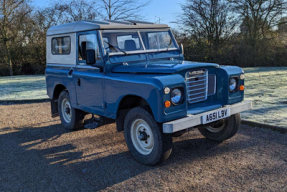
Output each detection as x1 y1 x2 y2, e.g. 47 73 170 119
166 38 173 51
104 40 127 55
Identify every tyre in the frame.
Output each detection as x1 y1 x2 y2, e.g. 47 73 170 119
58 90 85 131
124 107 173 165
198 113 241 141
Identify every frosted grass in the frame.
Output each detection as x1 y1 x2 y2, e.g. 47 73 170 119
0 75 48 100
242 67 287 127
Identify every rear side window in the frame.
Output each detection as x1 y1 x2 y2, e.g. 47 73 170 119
51 36 71 55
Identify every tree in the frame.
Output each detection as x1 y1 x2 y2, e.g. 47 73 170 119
54 0 99 23
98 0 150 20
229 0 287 46
0 0 32 76
177 0 237 58
278 17 287 33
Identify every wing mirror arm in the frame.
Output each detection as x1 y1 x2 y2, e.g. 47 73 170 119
180 43 184 56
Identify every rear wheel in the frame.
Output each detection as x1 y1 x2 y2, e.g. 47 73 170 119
58 91 85 131
198 113 241 141
124 107 173 165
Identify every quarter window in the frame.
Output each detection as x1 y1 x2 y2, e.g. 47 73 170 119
79 34 101 63
51 36 71 55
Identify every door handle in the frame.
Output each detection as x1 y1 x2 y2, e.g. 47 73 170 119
67 68 74 78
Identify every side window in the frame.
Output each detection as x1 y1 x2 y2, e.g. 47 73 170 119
78 34 101 63
52 36 71 55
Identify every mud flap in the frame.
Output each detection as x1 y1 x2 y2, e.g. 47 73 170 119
51 99 59 118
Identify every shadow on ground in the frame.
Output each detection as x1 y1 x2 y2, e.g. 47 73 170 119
0 121 222 191
0 116 287 191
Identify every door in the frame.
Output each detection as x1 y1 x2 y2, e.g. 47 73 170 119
73 31 104 115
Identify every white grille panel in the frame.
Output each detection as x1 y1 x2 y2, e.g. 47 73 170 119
186 69 208 104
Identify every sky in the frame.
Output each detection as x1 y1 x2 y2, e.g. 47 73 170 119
30 0 186 29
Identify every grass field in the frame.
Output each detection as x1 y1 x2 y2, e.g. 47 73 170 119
0 67 286 127
0 75 48 100
241 67 287 127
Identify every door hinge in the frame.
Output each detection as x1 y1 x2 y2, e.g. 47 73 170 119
102 102 107 109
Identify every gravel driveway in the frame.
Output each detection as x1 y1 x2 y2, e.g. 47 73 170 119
0 102 286 191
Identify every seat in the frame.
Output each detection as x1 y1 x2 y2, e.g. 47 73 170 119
80 41 94 60
80 42 87 60
124 40 136 51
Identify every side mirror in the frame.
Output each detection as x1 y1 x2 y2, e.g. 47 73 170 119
86 49 96 65
180 43 184 56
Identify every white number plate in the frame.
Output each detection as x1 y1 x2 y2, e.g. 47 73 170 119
202 108 230 124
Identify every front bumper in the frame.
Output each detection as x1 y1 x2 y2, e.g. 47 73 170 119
163 101 252 133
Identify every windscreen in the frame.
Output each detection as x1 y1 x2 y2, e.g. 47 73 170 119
101 31 143 52
101 29 177 54
140 31 176 50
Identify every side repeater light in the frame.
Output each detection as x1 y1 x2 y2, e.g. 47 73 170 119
239 85 245 91
164 87 170 94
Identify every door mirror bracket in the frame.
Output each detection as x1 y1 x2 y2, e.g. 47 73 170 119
180 43 184 56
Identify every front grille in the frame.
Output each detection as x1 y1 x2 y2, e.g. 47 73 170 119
186 69 208 104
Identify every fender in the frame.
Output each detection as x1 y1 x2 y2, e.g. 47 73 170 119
216 66 245 105
104 73 187 122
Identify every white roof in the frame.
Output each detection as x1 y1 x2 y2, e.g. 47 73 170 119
47 20 169 36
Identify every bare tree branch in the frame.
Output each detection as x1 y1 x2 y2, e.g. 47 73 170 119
98 0 150 20
177 0 237 52
228 0 287 46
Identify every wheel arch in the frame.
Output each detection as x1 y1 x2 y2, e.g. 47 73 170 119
53 84 68 100
115 94 153 132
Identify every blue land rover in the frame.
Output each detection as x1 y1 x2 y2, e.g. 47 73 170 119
45 20 252 165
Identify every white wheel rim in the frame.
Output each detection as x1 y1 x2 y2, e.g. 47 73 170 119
130 119 154 155
61 98 72 123
206 121 225 133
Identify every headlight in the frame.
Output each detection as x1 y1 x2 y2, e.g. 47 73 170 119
171 88 182 104
229 78 237 92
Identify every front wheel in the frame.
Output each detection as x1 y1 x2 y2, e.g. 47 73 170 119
124 107 172 165
198 113 241 141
